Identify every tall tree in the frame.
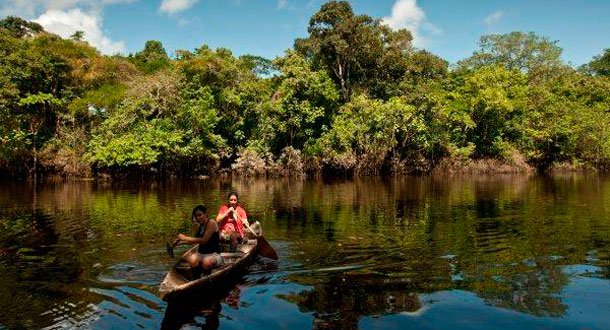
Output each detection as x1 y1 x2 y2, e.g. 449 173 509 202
295 1 413 101
131 40 171 74
257 51 339 153
459 32 563 72
449 65 528 159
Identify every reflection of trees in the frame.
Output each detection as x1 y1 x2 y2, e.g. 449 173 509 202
0 209 86 328
270 174 610 320
429 175 601 317
1 174 609 326
465 257 569 317
280 273 422 330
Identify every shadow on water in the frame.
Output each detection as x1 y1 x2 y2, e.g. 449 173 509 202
161 278 252 330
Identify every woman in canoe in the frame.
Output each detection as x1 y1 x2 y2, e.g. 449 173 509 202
216 191 249 252
172 205 222 271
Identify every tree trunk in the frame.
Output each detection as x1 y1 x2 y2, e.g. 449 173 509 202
30 120 38 180
336 57 349 101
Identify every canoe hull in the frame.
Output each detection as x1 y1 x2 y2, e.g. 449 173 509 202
160 239 258 302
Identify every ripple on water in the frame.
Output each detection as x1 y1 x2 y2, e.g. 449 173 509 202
96 262 167 286
86 286 165 329
41 301 100 329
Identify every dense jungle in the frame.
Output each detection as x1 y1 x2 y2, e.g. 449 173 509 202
1 1 610 179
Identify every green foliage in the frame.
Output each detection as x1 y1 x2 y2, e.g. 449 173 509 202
459 32 563 72
239 54 276 76
582 48 610 76
68 83 127 121
256 51 339 153
0 16 43 38
0 14 609 176
519 66 610 169
317 95 435 174
450 65 528 158
130 40 171 74
295 0 413 101
70 30 84 42
86 71 223 169
175 46 269 150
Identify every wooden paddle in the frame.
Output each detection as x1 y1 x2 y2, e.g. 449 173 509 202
245 222 278 260
166 242 174 258
166 240 177 258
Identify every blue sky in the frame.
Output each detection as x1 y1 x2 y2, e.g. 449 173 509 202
1 0 608 66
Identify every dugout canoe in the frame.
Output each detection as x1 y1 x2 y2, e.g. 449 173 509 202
159 238 258 302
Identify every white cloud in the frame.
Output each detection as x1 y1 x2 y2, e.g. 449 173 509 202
35 8 125 55
0 1 133 55
0 0 135 17
277 0 288 10
307 0 322 9
484 11 504 26
381 0 440 47
159 0 199 15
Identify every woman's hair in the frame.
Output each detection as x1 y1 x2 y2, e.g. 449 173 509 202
191 205 207 221
227 191 238 200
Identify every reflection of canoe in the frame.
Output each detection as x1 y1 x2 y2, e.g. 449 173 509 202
159 239 258 302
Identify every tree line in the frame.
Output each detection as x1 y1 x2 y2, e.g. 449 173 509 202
1 1 610 179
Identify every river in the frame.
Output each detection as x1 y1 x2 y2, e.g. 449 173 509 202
0 174 608 329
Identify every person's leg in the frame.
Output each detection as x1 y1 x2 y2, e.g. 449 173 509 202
229 231 240 251
202 254 221 270
185 253 202 268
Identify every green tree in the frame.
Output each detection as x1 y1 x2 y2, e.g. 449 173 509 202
459 32 563 72
582 48 610 76
70 31 84 42
87 70 223 172
0 27 89 175
295 1 413 101
175 46 267 151
131 40 171 74
239 54 276 76
0 16 43 38
450 65 528 159
256 51 339 153
316 95 434 174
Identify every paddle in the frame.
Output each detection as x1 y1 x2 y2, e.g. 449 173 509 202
166 241 175 258
166 240 178 258
245 221 278 260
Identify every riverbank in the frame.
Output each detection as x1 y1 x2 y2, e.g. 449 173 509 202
4 152 607 182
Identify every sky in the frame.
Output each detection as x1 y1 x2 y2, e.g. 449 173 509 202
1 0 608 66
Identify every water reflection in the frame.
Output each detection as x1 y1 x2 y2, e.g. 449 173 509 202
280 273 422 330
0 175 609 329
271 175 609 325
0 209 84 329
161 284 244 330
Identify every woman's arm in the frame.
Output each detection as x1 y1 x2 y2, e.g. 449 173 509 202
175 221 218 245
235 207 249 227
216 206 232 223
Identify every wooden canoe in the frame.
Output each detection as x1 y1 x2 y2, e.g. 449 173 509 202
159 238 258 302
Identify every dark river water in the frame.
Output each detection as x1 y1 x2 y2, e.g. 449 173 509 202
0 174 608 329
